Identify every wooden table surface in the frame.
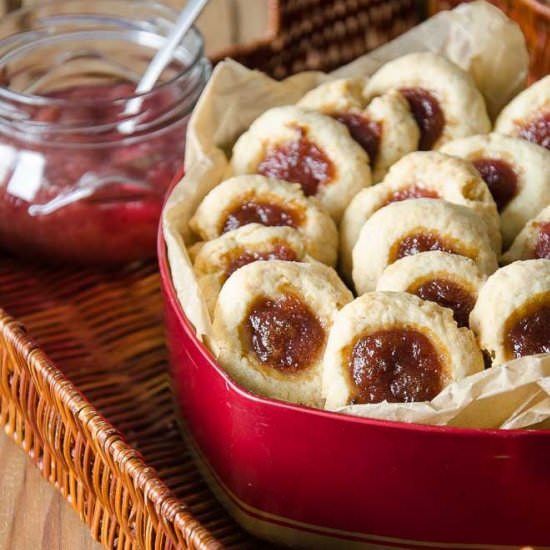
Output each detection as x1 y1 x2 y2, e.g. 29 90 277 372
0 2 267 549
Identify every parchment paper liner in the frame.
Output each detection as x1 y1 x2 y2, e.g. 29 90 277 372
162 1 550 429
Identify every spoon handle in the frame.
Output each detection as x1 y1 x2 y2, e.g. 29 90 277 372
136 0 209 95
120 0 209 130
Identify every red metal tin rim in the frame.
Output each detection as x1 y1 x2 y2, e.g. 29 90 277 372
157 221 550 439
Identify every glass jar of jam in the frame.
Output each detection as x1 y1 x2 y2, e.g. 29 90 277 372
0 1 210 265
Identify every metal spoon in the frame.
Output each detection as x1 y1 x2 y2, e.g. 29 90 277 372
119 0 209 134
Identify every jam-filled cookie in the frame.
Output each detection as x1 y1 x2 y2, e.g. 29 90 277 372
470 259 550 365
230 106 371 221
352 199 498 295
213 261 353 406
193 224 311 316
376 251 487 328
299 80 419 182
340 151 500 280
441 133 550 247
502 206 550 263
364 52 491 150
495 75 550 151
189 175 338 266
297 77 367 113
323 291 484 408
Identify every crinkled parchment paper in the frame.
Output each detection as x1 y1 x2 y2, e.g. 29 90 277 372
162 1 549 429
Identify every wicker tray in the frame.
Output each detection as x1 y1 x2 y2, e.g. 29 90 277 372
0 1 547 549
0 258 247 549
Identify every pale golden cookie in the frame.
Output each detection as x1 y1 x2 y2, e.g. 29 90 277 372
364 91 420 182
376 251 487 328
323 291 484 409
352 199 498 295
230 105 371 221
340 151 500 281
193 224 312 316
470 259 550 365
189 175 338 266
213 261 353 406
502 206 550 264
364 52 491 150
300 80 419 182
297 77 367 113
441 133 550 247
495 75 550 151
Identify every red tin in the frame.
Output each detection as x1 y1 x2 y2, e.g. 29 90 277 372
159 228 550 549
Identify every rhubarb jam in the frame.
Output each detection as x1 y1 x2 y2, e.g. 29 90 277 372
225 245 298 278
411 278 475 328
347 328 445 403
222 201 301 233
332 112 381 165
505 295 550 359
244 294 325 373
472 158 518 212
257 129 335 197
391 231 463 262
388 186 439 204
0 83 189 264
533 222 550 259
400 88 445 150
519 113 550 151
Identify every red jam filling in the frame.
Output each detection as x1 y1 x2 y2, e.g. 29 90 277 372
392 231 461 261
348 328 444 404
225 245 298 278
472 158 518 212
222 201 300 233
506 298 550 359
388 186 439 204
332 112 381 165
400 88 445 150
0 83 186 265
412 278 475 328
518 112 550 151
533 222 550 259
244 294 325 373
256 128 334 197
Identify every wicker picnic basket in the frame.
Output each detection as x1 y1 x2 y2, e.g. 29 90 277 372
0 1 548 549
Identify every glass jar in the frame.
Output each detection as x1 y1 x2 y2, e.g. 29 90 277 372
0 0 210 265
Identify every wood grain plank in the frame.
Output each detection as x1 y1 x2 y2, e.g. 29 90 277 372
232 0 270 45
0 432 103 550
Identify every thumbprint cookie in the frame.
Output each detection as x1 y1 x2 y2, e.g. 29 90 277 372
297 77 367 113
340 151 500 280
502 205 550 263
230 106 371 221
323 291 484 408
352 199 498 295
364 52 491 150
193 224 312 316
376 251 487 328
470 260 550 365
189 175 338 266
213 261 353 406
495 75 550 151
299 79 419 182
441 133 550 247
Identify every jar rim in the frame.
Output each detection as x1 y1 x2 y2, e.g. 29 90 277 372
0 0 206 107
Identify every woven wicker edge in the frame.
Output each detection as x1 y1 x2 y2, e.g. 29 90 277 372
0 309 223 550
